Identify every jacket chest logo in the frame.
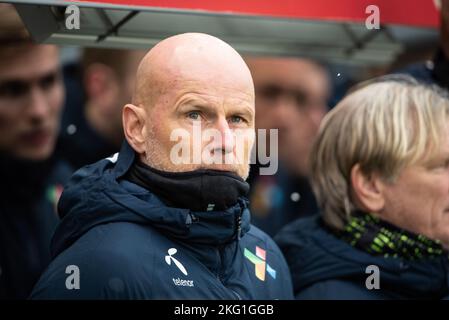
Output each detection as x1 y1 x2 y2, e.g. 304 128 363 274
165 248 195 288
244 246 276 281
165 248 188 276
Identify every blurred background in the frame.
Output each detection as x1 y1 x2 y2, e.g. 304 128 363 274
1 0 448 299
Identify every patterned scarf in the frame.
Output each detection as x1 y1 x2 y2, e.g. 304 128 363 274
337 212 446 260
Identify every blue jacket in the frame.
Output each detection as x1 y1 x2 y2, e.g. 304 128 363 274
31 142 293 299
0 153 72 300
275 215 449 299
397 48 449 91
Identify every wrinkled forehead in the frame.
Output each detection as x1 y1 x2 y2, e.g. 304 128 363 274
150 75 255 115
167 44 253 90
136 42 255 107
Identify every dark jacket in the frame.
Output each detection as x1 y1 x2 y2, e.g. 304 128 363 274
30 142 293 299
276 215 449 300
398 48 449 91
247 163 318 237
0 153 72 299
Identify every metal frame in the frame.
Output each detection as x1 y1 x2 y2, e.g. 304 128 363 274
2 0 437 67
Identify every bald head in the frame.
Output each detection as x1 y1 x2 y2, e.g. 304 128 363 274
123 33 256 179
133 33 254 107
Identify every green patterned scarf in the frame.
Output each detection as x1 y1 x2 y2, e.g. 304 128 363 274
336 212 446 260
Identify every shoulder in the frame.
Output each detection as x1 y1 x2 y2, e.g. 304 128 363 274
48 158 74 186
394 63 434 84
31 222 164 299
275 215 322 251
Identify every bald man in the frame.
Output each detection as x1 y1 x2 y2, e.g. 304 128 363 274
30 33 293 300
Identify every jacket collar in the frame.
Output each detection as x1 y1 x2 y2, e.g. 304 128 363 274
53 140 251 258
111 141 251 244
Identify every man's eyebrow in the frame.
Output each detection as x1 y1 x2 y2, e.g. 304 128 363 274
175 94 218 110
0 69 60 86
227 104 255 116
0 78 28 86
187 103 222 117
38 69 61 82
423 152 449 166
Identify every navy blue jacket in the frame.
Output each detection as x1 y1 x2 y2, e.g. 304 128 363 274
31 142 293 299
0 154 72 299
276 216 449 300
397 48 449 91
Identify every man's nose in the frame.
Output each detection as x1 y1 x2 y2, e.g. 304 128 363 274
308 104 327 129
27 86 49 120
215 118 235 154
274 98 296 129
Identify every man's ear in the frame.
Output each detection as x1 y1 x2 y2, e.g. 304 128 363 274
123 103 147 154
84 63 117 110
350 163 385 213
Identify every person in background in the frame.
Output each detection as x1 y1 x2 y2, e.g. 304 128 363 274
276 77 449 299
59 48 146 170
245 57 331 236
0 4 71 299
399 0 448 91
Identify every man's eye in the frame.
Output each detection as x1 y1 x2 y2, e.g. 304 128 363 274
39 73 57 90
0 81 29 98
295 90 308 106
429 159 449 170
229 116 244 124
187 111 201 120
443 160 449 168
437 160 449 168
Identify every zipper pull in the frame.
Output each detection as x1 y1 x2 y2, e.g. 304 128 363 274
237 215 242 240
185 213 198 227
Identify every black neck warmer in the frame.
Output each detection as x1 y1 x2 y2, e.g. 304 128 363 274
433 48 449 90
125 160 250 212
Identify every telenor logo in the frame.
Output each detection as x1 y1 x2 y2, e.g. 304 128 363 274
244 246 276 281
165 248 188 276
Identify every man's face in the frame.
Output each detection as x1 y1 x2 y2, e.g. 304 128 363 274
143 77 255 180
380 125 449 246
248 58 330 176
0 45 63 160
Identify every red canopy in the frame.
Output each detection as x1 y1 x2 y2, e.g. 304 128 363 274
71 0 440 28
